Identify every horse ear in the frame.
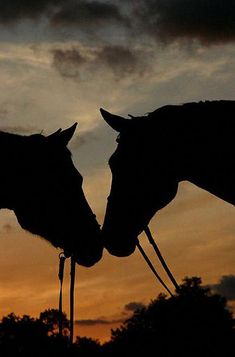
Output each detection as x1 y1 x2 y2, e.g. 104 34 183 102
48 123 77 145
58 123 78 146
47 128 62 139
100 108 129 132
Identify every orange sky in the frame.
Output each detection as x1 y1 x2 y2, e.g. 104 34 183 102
0 179 235 342
0 1 235 343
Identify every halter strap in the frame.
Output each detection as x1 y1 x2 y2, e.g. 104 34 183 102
58 253 76 347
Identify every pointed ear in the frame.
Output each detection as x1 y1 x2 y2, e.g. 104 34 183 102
100 108 129 132
48 123 77 146
47 128 62 139
59 123 78 146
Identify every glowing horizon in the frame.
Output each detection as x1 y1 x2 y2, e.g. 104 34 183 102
0 0 235 342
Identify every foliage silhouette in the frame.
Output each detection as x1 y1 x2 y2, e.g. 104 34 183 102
100 101 235 257
0 311 56 356
73 336 102 356
0 125 103 267
0 278 234 356
0 308 102 356
39 308 69 336
103 277 235 357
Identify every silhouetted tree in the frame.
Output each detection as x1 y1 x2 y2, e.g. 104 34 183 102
0 312 49 356
103 277 235 357
0 309 71 357
71 336 102 356
39 308 69 336
39 308 71 356
1 279 234 357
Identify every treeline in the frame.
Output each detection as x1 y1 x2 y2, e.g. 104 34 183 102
0 277 234 357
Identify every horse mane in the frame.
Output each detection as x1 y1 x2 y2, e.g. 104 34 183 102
0 131 44 140
0 131 46 147
148 100 235 117
124 100 235 138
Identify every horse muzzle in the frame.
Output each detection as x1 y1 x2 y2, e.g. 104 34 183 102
101 226 137 257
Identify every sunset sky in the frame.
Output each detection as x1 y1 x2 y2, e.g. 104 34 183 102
0 0 235 342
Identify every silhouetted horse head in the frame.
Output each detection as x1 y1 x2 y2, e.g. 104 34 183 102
101 101 235 258
100 109 178 257
0 124 103 267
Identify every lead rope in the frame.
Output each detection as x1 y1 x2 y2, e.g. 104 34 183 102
69 256 76 346
58 252 66 337
58 227 178 344
136 239 174 297
58 253 76 347
137 226 180 296
144 226 180 292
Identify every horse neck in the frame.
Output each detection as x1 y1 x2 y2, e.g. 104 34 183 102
176 114 235 206
144 102 235 206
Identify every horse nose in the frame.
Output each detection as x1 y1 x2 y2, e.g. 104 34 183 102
75 254 101 267
74 247 103 267
102 227 137 257
75 236 104 267
105 239 136 257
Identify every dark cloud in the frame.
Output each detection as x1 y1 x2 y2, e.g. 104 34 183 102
51 45 146 79
124 301 145 312
96 45 144 77
137 0 235 44
0 0 128 30
51 1 128 28
1 1 234 46
210 275 235 301
0 0 60 24
52 48 86 79
75 301 145 326
75 318 124 326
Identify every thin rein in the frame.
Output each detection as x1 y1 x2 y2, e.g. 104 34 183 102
137 226 180 296
58 225 179 346
58 253 76 347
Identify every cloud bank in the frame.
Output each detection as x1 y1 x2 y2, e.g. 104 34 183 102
0 0 127 28
137 0 235 44
75 318 124 326
51 45 147 79
1 0 235 45
1 1 235 81
210 275 235 301
75 300 145 326
124 301 145 312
